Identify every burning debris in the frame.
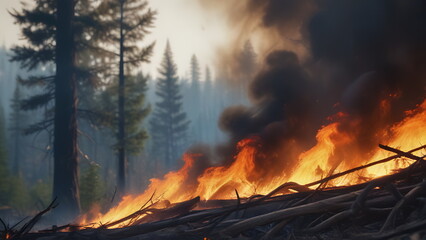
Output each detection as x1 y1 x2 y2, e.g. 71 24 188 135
2 144 426 239
66 98 425 227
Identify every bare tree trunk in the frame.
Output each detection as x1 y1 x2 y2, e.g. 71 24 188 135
118 0 127 195
53 0 80 219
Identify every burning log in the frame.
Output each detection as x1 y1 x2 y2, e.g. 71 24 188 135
3 144 426 240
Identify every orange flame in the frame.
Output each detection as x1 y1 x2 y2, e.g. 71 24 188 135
79 154 197 226
80 99 426 226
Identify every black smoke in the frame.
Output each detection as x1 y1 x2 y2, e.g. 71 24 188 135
217 0 426 173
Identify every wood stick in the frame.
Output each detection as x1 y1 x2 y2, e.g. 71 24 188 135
379 144 425 162
100 192 158 228
105 197 200 239
356 218 426 240
305 145 425 188
221 191 361 236
306 210 352 233
261 145 426 201
261 218 293 240
135 196 200 224
380 181 426 232
16 198 58 237
383 183 404 201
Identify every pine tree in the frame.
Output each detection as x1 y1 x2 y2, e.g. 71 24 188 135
10 0 86 216
80 163 104 211
205 66 212 87
1 100 32 210
204 66 213 113
203 66 215 142
10 0 139 216
98 73 150 156
54 0 80 217
190 54 201 96
0 103 9 206
0 111 47 210
10 0 111 134
96 0 155 193
188 55 201 141
9 84 25 176
150 43 190 169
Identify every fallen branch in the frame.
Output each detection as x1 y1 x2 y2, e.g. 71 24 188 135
221 191 361 236
380 180 426 232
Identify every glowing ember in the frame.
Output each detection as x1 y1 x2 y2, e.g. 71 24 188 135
80 99 426 227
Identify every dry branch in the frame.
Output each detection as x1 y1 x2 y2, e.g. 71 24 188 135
221 191 360 236
380 180 426 232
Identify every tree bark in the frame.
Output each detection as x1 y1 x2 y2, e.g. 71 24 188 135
53 0 80 219
118 0 127 195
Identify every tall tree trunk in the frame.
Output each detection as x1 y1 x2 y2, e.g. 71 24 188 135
53 0 80 219
167 111 172 169
118 0 127 195
13 123 20 176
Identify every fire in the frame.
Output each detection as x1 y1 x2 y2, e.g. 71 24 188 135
366 99 426 176
195 138 259 200
80 99 426 226
79 154 198 225
289 122 353 185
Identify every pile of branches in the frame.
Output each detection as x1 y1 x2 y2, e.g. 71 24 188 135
2 144 426 240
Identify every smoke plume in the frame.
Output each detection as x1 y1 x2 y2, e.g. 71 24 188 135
204 0 426 174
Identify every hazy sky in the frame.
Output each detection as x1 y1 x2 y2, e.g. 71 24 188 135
0 0 230 78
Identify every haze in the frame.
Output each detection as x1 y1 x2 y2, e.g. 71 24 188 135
0 0 231 78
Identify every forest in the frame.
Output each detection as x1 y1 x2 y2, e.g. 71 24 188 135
0 0 256 222
1 0 426 239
